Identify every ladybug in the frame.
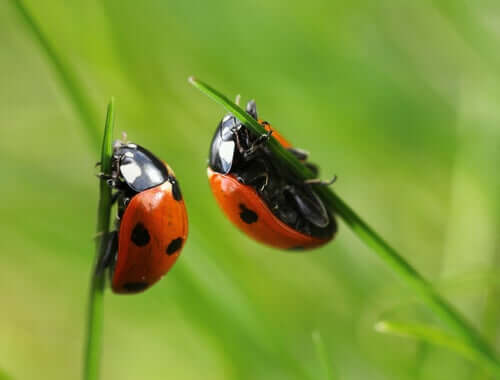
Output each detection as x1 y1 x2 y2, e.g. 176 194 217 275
207 99 336 250
99 140 188 294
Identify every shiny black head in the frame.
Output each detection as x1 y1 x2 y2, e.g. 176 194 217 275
208 114 241 174
113 142 169 193
208 100 259 174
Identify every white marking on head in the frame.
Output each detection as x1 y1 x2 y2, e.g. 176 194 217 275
147 169 164 185
124 152 134 158
219 141 235 163
120 161 142 183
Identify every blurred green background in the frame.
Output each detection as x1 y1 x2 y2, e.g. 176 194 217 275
2 1 500 379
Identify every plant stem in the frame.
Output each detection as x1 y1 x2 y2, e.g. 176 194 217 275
312 331 336 380
84 98 115 380
10 0 100 147
188 77 500 376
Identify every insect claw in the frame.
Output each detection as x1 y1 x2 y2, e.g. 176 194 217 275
259 173 269 192
96 172 111 180
246 130 272 157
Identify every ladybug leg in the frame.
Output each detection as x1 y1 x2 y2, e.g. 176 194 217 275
237 170 269 192
96 172 112 180
236 159 273 191
231 126 266 156
304 163 319 177
242 130 273 159
284 185 330 228
304 175 337 186
96 172 118 188
97 171 127 191
95 231 118 275
287 148 320 176
231 121 273 160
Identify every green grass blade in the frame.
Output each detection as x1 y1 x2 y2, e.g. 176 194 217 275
10 0 99 146
188 77 314 179
312 331 337 380
188 77 500 377
375 320 498 376
83 98 115 380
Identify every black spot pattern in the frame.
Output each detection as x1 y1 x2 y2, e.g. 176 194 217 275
131 223 150 246
123 282 149 292
239 204 258 224
166 237 183 255
170 177 183 201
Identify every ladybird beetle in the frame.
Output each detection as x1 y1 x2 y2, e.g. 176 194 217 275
99 140 188 294
207 99 336 250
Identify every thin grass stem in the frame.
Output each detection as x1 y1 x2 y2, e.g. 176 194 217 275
83 98 115 380
188 76 500 377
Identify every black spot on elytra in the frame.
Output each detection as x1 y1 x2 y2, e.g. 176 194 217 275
131 223 150 246
239 204 258 224
166 237 183 255
168 177 182 201
123 282 149 292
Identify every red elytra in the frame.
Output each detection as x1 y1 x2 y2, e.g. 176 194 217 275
207 167 332 250
112 180 188 294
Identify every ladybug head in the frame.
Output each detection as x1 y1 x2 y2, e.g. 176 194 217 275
209 113 241 174
114 142 169 193
208 99 259 174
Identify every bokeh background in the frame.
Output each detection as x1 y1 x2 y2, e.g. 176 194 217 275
2 1 500 379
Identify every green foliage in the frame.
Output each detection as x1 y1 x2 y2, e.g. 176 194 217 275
2 1 500 380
